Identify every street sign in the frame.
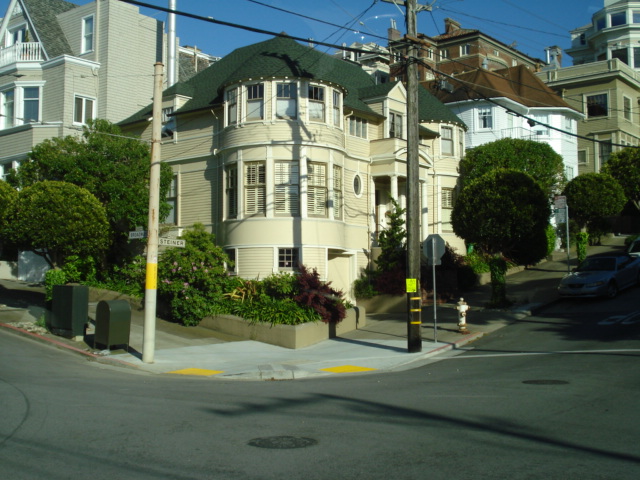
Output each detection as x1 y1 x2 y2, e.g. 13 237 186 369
554 195 567 209
159 237 186 248
128 230 147 239
423 234 446 266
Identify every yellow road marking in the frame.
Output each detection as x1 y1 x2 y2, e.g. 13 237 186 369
167 368 224 376
321 365 377 373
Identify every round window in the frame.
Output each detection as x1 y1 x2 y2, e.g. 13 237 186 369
353 174 362 196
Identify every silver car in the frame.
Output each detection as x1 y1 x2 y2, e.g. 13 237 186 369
627 238 640 257
558 255 640 299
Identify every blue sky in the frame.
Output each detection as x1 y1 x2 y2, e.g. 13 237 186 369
2 0 603 64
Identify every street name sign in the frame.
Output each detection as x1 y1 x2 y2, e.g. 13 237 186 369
128 230 147 239
159 238 186 248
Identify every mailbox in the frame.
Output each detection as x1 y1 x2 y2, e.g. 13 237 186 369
94 300 131 350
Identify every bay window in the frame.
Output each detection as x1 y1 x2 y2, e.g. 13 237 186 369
226 164 238 219
275 161 299 215
245 162 266 216
276 83 297 119
307 162 327 216
246 83 264 121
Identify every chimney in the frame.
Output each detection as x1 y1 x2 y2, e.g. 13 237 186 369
388 18 401 41
444 18 461 34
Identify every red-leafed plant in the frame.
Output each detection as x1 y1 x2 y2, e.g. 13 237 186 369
294 264 346 324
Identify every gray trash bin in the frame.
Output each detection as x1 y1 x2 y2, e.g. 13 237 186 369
51 284 89 338
94 300 131 350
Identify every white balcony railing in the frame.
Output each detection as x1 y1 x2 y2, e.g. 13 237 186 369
0 42 44 68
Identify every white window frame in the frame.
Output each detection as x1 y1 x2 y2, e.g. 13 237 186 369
81 15 94 54
577 150 588 165
274 161 299 216
623 96 632 121
332 89 341 127
276 82 297 120
278 247 299 271
460 44 471 56
441 126 454 155
226 87 238 126
74 95 95 125
226 164 238 219
440 48 449 59
164 175 178 225
1 88 16 129
245 83 264 121
244 161 266 216
332 165 343 220
389 111 403 139
307 162 327 217
477 106 493 129
348 116 368 138
308 85 325 122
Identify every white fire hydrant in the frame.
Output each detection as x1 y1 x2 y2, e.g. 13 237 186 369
456 297 469 332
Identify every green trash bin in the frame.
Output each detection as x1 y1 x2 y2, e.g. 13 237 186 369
94 300 131 351
51 285 89 338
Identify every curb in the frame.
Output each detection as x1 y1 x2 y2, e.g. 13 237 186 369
0 322 140 370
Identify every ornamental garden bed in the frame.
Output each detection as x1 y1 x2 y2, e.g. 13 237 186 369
200 307 366 349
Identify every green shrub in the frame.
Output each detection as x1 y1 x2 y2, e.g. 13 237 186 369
229 297 320 326
576 231 589 264
44 268 67 302
91 255 146 298
353 273 377 299
62 255 97 283
464 250 490 274
545 224 556 256
261 272 297 299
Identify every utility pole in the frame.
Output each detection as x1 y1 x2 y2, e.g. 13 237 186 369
142 62 164 364
383 0 432 352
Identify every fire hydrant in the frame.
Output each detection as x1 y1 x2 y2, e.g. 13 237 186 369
456 297 469 332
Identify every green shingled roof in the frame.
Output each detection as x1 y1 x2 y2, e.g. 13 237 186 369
121 35 465 130
22 0 75 59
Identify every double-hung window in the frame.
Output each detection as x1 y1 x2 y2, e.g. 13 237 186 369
586 93 608 118
74 96 95 125
275 161 299 215
245 162 266 216
276 83 297 119
82 15 94 53
226 164 238 219
21 87 39 123
349 116 367 138
307 162 327 217
332 90 341 127
624 96 632 121
246 83 264 121
478 107 493 129
165 176 177 224
441 126 454 155
226 88 237 125
308 85 325 122
460 44 471 56
1 89 15 129
389 111 403 138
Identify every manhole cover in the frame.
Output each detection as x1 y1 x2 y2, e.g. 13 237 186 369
522 379 569 385
248 436 318 449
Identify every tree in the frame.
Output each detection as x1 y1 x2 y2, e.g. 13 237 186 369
9 119 173 264
460 138 565 196
562 172 626 238
0 180 18 258
602 147 640 212
452 169 550 307
4 181 110 268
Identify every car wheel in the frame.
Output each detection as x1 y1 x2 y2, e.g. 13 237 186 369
606 281 618 299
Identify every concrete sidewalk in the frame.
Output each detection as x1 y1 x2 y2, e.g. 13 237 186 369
0 235 629 380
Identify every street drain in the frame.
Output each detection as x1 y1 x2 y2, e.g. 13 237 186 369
248 436 318 449
523 379 569 385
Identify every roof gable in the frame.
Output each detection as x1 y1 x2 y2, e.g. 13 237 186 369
17 0 76 59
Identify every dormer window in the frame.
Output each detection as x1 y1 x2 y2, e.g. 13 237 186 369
389 111 403 138
82 15 94 53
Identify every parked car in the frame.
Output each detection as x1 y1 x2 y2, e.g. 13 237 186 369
626 238 640 257
558 255 640 299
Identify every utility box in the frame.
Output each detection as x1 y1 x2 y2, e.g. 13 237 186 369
51 284 89 338
94 300 131 351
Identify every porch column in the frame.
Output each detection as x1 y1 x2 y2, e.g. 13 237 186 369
390 174 399 201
